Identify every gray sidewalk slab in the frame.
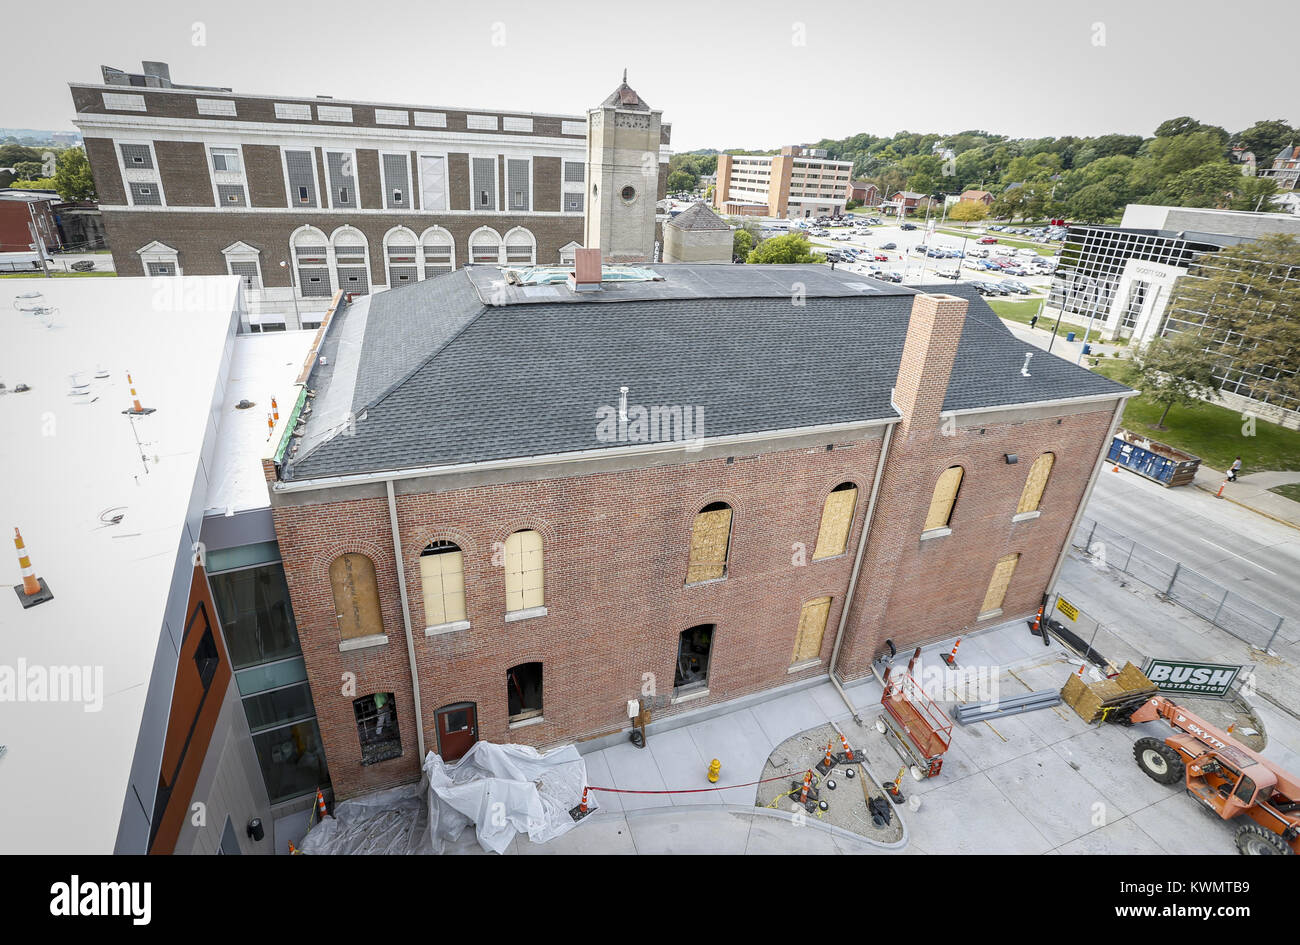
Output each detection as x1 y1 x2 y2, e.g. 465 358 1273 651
1193 465 1300 530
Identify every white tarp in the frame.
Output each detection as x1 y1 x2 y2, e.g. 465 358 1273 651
423 741 594 854
297 741 594 855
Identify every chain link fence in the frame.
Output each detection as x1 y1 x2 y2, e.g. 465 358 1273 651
1070 517 1286 652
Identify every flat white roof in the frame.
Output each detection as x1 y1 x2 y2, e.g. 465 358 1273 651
0 275 239 854
205 331 315 517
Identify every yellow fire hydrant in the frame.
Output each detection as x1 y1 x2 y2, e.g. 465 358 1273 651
707 758 721 783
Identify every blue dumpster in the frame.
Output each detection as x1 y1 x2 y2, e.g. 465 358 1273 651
1066 331 1076 342
1107 429 1201 487
1082 343 1091 355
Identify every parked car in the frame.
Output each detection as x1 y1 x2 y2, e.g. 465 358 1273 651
1017 247 1039 257
69 260 95 272
874 253 890 261
881 242 897 250
884 271 904 283
936 266 960 279
900 223 917 231
1002 280 1031 294
977 236 998 245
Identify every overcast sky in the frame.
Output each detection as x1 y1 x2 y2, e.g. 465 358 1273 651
3 0 1292 152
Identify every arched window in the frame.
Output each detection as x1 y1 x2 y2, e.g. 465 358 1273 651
469 226 503 265
504 530 544 613
383 226 419 288
290 226 331 298
503 226 536 266
980 553 1020 616
420 226 455 277
507 662 543 723
687 502 733 584
419 540 466 629
331 226 370 295
1016 452 1055 515
329 553 383 640
813 482 858 560
923 466 964 532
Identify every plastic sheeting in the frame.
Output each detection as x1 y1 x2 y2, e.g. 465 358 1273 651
423 741 594 854
297 741 594 855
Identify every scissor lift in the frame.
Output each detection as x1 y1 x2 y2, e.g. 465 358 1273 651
875 648 953 781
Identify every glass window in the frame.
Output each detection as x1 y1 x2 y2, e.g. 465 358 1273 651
242 682 317 733
354 693 402 765
209 564 300 669
251 720 329 804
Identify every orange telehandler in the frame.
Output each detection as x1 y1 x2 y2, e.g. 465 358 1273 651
1113 695 1299 855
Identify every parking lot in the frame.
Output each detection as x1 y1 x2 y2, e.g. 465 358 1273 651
798 217 1061 300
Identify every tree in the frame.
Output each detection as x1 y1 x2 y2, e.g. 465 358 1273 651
949 200 988 222
746 233 824 264
1134 331 1223 429
732 229 754 262
667 169 695 193
12 161 44 179
1151 162 1242 209
8 177 56 191
1171 235 1300 409
0 144 42 167
53 147 96 201
1067 183 1119 223
1235 120 1295 162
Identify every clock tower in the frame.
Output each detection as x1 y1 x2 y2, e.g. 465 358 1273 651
584 71 666 264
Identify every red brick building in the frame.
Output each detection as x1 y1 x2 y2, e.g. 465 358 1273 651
263 264 1131 798
0 190 60 255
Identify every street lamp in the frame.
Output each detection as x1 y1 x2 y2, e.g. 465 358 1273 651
280 260 302 329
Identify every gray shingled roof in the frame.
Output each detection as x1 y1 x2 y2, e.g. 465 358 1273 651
666 203 730 231
284 269 1129 480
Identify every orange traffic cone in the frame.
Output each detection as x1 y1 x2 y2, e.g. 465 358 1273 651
12 528 53 607
122 371 156 416
816 740 835 774
838 732 856 764
315 789 328 818
942 637 962 666
570 786 594 821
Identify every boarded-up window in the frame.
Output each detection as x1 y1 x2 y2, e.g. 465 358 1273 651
791 596 832 664
419 541 466 627
686 502 732 584
923 466 964 531
504 530 543 612
812 483 858 560
980 553 1020 615
1016 453 1055 515
329 554 383 640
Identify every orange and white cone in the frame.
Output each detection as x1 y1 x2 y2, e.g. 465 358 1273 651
13 527 52 607
838 733 856 764
315 789 328 818
943 637 962 666
816 740 835 774
123 371 155 416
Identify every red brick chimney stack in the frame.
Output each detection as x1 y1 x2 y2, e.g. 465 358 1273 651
892 293 969 432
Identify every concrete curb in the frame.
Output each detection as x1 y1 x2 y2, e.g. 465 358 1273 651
1193 481 1300 532
620 802 910 853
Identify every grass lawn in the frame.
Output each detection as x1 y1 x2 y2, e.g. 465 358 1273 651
1090 360 1300 472
986 297 1091 333
1270 483 1300 502
0 270 116 278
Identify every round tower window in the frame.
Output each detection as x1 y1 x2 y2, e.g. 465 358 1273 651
621 185 636 203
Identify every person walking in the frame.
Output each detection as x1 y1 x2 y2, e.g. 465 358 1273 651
1029 314 1039 331
1228 456 1242 482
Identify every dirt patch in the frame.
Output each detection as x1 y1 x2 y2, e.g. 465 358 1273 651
755 721 903 843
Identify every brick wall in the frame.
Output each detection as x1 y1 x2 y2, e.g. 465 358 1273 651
242 144 286 208
270 437 889 797
155 141 212 207
84 137 125 206
97 210 583 281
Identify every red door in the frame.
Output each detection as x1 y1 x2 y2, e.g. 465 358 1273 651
435 702 478 761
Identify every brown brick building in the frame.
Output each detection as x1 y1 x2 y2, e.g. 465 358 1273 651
259 265 1131 799
71 62 670 326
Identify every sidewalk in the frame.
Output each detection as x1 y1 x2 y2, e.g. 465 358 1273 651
1193 465 1300 530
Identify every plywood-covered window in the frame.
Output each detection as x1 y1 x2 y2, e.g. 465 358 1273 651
329 553 383 640
1016 452 1055 515
686 502 733 584
813 483 858 560
504 530 544 613
419 541 466 628
923 466 964 532
791 596 832 664
980 553 1020 616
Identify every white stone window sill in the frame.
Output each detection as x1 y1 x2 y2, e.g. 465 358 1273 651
504 605 548 623
508 714 545 730
672 687 710 705
920 527 952 541
787 659 823 674
339 633 388 652
977 609 1003 622
685 577 727 588
1012 510 1042 523
811 552 848 564
424 619 471 637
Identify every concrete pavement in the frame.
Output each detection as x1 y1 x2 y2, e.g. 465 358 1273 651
1192 466 1300 530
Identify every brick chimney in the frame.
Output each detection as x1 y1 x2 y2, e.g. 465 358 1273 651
892 293 969 431
568 247 603 293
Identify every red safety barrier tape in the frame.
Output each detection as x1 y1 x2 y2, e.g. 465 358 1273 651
585 771 810 795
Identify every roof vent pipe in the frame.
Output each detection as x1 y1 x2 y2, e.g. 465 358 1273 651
618 386 628 423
